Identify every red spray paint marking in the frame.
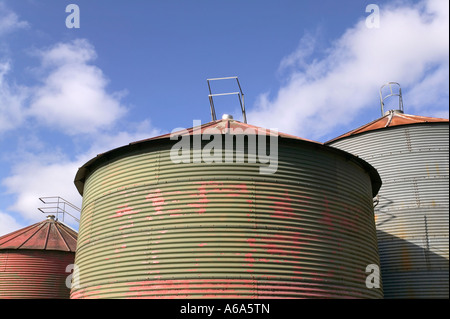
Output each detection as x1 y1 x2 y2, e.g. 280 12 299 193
119 223 134 230
187 203 206 214
245 235 303 258
268 192 297 219
225 193 241 197
237 184 249 192
317 196 361 234
188 183 210 214
111 205 140 218
114 244 127 253
246 238 256 246
83 278 367 299
182 181 252 215
244 253 255 263
166 208 182 217
193 182 247 213
164 190 183 196
146 189 166 215
318 196 335 230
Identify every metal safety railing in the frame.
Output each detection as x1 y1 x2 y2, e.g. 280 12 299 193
207 76 247 123
38 196 80 223
379 82 404 116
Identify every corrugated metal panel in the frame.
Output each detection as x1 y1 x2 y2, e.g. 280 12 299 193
0 250 74 299
328 123 449 298
71 137 382 299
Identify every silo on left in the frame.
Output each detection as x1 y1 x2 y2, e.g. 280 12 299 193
0 215 77 299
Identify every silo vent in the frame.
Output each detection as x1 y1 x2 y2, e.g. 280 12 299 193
222 114 233 120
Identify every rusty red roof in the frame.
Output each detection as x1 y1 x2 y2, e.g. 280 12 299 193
74 118 382 197
327 111 449 143
132 118 321 145
0 215 77 252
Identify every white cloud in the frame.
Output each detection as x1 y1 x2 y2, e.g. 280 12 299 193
0 3 28 136
84 120 162 158
278 31 318 74
1 120 161 228
2 154 83 224
248 0 449 140
0 211 23 236
0 5 161 234
405 64 449 118
0 2 28 36
28 39 128 135
1 38 129 136
0 61 28 135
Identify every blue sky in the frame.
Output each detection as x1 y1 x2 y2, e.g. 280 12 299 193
0 0 448 235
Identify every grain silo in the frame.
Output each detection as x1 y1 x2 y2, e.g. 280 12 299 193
326 82 449 298
0 215 77 299
71 114 383 299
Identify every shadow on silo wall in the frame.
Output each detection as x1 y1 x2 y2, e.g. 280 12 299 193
377 229 449 299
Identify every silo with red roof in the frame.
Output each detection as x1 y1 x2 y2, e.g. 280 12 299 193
326 83 449 298
0 215 77 299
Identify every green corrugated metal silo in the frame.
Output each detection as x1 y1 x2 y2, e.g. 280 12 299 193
71 118 383 299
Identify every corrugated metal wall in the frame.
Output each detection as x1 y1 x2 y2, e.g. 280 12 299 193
0 250 74 299
328 123 449 298
71 138 382 299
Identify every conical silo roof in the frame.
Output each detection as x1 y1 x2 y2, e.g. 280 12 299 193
327 111 449 143
136 118 320 144
0 215 77 252
74 118 382 197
